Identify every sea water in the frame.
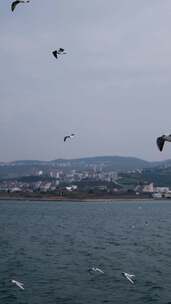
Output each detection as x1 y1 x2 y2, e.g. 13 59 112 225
0 200 171 304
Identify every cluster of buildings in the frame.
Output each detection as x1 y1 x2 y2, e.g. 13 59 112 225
0 168 119 194
0 180 60 193
138 183 171 198
0 165 171 198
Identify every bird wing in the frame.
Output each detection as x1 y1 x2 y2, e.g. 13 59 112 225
96 268 104 273
127 276 134 284
16 281 24 290
52 51 58 59
64 136 68 142
123 273 135 284
12 280 24 290
156 136 165 151
11 1 20 11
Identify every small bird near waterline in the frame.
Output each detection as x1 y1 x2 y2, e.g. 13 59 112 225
122 272 135 284
64 134 75 142
11 1 30 12
89 267 104 274
11 280 24 290
156 134 171 152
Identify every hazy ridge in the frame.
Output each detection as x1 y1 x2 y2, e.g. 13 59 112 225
3 156 171 170
0 156 170 180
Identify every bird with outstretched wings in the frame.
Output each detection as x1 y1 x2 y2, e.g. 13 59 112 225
11 1 30 12
12 280 24 290
64 134 75 142
156 134 171 152
52 48 66 59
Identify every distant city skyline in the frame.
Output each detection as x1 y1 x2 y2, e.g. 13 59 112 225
1 0 171 162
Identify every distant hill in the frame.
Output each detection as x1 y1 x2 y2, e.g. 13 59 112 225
3 155 171 169
1 156 171 187
52 156 171 171
52 156 151 170
0 156 171 180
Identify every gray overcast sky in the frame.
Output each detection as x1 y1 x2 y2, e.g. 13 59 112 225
1 0 171 162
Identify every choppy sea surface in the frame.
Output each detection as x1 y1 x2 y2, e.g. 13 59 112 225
0 200 171 304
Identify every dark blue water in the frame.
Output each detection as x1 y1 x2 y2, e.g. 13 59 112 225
0 200 171 304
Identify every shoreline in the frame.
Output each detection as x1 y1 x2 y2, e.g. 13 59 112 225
0 195 170 202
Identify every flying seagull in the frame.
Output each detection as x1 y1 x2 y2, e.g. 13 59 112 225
156 134 171 151
64 133 75 142
11 280 24 290
11 1 30 12
89 267 104 274
52 48 67 59
122 272 135 284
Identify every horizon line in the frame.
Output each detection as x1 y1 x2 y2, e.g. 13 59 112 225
0 154 170 164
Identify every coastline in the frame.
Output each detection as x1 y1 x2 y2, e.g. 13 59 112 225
0 194 170 202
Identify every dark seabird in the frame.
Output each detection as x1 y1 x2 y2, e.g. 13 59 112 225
64 134 75 142
11 1 30 12
52 48 66 59
156 134 171 151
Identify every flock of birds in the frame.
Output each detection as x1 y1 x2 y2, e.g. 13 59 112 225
89 268 135 285
11 270 135 292
11 1 73 144
8 0 169 299
9 1 137 295
10 1 171 152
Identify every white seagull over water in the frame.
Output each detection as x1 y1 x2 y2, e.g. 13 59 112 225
11 280 24 290
156 134 171 152
90 267 104 274
122 272 135 284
